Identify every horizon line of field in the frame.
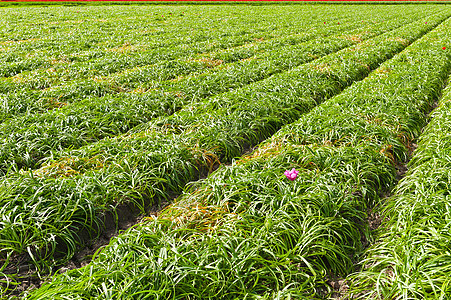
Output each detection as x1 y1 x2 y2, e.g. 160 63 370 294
0 8 426 176
0 0 446 2
1 11 447 295
21 14 451 299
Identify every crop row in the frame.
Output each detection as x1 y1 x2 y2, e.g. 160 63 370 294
0 5 380 79
0 13 447 293
1 5 348 54
0 6 292 76
22 15 451 299
0 7 424 118
0 11 397 120
349 77 451 297
0 12 427 175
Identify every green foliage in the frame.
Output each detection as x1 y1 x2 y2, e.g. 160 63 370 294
0 7 428 175
14 7 451 300
349 70 451 299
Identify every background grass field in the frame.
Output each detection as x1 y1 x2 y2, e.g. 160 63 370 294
1 3 451 299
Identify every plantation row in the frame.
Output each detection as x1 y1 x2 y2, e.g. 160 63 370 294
350 76 451 297
0 6 400 91
1 5 334 77
0 11 382 89
22 13 451 299
0 6 437 116
2 4 451 298
1 7 450 296
0 9 432 175
0 14 375 112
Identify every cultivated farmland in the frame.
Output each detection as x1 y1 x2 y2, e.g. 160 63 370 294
1 4 451 299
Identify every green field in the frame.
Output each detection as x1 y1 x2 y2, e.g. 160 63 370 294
1 4 451 299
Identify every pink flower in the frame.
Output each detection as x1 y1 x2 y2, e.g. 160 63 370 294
284 168 299 181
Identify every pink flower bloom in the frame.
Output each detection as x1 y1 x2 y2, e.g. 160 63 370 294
284 168 299 181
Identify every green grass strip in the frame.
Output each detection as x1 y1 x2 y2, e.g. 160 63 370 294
348 68 451 299
22 14 451 300
0 12 424 175
0 11 372 88
0 12 446 292
0 5 379 88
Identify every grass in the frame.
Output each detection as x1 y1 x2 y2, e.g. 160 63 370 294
348 74 451 299
1 9 420 174
2 12 441 275
1 11 442 298
14 9 451 300
21 144 395 299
